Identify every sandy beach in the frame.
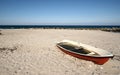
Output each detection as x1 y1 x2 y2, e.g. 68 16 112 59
0 29 120 75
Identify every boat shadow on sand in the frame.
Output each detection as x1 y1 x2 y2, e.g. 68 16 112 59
112 55 120 61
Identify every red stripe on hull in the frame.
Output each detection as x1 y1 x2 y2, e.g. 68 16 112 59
57 45 110 65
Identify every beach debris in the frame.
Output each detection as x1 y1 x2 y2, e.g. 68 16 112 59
100 67 103 69
89 65 92 68
0 30 2 35
101 28 120 32
0 46 17 53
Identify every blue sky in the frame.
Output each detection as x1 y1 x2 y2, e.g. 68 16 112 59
0 0 120 25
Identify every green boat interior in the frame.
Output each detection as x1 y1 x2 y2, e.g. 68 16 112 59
58 42 100 55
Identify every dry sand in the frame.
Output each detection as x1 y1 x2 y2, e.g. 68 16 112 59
0 29 120 75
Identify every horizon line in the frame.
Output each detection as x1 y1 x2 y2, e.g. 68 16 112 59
0 24 120 26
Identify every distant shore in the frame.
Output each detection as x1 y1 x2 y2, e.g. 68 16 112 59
0 25 120 33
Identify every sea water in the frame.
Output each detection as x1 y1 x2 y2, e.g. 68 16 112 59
0 25 120 29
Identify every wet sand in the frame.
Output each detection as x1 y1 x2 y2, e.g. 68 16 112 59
0 29 120 75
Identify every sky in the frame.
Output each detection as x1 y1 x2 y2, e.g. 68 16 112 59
0 0 120 25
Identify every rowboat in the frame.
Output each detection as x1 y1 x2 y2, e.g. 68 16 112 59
56 40 114 65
